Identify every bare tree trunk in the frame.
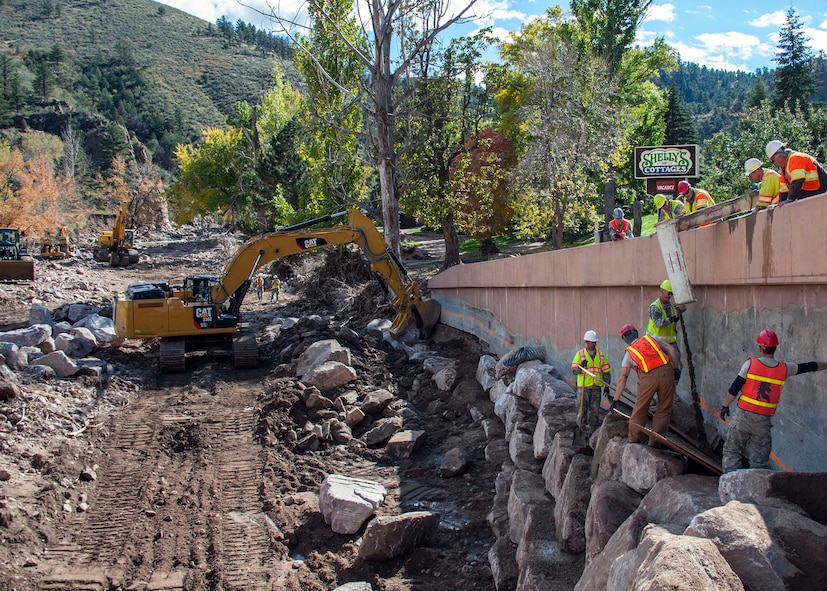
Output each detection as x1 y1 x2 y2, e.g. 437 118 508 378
441 216 461 269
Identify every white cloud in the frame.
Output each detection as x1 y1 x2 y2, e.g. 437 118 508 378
805 26 827 54
644 3 675 23
695 31 761 60
747 11 787 29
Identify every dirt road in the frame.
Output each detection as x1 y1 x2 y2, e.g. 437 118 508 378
0 232 499 591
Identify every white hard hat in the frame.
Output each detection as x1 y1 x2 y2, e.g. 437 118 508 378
766 140 785 159
744 158 762 176
583 330 598 342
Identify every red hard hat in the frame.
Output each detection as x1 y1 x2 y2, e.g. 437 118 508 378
756 329 779 347
620 324 637 338
677 180 691 194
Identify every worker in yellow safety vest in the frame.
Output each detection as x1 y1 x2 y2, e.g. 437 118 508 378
654 193 684 222
571 330 612 438
646 279 683 381
744 158 781 209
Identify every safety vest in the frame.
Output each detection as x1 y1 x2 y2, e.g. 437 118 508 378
784 151 822 192
659 200 684 221
685 189 714 213
272 279 281 290
737 358 787 416
646 298 678 344
571 347 611 387
255 277 264 288
626 335 669 374
609 218 631 239
757 169 781 208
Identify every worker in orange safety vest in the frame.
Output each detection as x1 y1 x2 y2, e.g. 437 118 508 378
608 207 633 240
677 180 714 214
766 140 827 205
719 329 827 472
611 324 681 446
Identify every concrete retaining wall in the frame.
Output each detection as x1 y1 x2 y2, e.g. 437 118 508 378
429 195 827 472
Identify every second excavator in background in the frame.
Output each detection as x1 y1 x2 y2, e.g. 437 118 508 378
94 198 139 266
113 209 442 371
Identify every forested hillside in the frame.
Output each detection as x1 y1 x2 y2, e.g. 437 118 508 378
0 0 292 169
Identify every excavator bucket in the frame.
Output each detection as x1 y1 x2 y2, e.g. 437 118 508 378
414 298 442 338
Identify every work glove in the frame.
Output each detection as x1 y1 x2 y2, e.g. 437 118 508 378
720 406 730 421
580 359 587 367
609 400 618 413
602 386 610 399
673 368 682 383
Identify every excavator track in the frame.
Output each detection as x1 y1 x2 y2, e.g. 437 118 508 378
159 338 186 372
38 385 286 590
232 328 259 369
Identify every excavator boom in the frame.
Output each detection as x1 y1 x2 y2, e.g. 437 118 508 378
114 209 440 371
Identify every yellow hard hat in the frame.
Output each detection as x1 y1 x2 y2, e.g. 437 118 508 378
660 279 672 292
654 194 666 210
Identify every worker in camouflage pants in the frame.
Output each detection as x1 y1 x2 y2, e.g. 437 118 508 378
720 329 827 473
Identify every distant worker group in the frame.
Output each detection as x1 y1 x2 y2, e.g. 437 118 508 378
650 140 826 221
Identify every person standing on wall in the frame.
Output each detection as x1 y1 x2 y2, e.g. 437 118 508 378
677 180 714 214
766 140 827 205
719 329 827 473
744 158 781 210
608 208 633 240
611 325 681 446
571 331 612 438
654 193 684 222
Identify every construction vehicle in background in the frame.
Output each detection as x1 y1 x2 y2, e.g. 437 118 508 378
113 209 442 372
93 198 139 266
40 226 75 260
0 228 35 280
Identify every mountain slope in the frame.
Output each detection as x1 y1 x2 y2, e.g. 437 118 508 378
0 0 290 165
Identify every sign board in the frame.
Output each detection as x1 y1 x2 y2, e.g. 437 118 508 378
634 145 699 179
646 178 679 195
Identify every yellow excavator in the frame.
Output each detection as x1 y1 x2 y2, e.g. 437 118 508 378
113 209 442 371
93 198 139 266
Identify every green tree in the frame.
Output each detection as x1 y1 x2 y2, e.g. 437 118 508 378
293 0 369 216
273 0 477 255
773 7 818 114
663 79 698 145
570 0 654 73
397 32 493 268
32 58 53 98
745 78 769 109
497 9 622 248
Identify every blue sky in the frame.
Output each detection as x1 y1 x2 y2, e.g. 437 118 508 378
157 1 827 73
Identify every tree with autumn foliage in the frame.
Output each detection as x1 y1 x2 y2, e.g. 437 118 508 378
0 140 86 241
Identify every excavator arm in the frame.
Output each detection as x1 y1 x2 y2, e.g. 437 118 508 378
210 209 440 337
114 209 440 370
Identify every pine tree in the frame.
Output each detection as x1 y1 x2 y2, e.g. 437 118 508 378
663 80 698 145
773 7 818 114
745 78 769 109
